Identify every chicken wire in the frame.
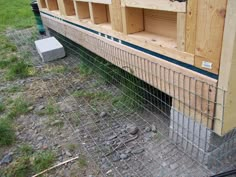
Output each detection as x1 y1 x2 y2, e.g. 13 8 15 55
5 28 236 177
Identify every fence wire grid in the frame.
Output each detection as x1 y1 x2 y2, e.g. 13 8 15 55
5 27 236 177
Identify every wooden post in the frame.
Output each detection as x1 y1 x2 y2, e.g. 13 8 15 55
215 0 236 136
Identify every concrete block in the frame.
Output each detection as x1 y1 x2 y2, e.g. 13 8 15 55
35 37 65 62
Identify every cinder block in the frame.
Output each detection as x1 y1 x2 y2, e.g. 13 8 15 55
35 37 65 62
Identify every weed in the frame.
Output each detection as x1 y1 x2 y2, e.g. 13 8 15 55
5 60 32 80
0 55 18 69
0 119 15 146
78 155 87 168
0 102 5 113
73 90 112 103
68 144 77 152
33 151 55 173
19 144 34 156
7 97 30 119
3 156 32 177
5 85 23 93
77 62 94 78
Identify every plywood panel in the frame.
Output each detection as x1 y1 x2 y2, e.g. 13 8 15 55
75 1 90 19
46 0 59 10
121 0 186 13
90 3 108 24
39 0 47 8
122 7 144 34
109 0 123 32
144 10 177 39
195 0 227 74
63 0 75 16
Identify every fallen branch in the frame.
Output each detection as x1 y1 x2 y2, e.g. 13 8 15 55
32 156 79 177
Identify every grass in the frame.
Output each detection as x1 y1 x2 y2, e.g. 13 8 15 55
0 0 34 32
38 101 58 116
78 155 87 168
19 144 34 156
6 97 30 119
73 90 112 103
5 60 32 80
0 102 6 113
0 119 15 146
1 150 55 177
33 151 56 173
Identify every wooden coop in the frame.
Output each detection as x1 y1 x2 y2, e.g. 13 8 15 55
37 0 236 137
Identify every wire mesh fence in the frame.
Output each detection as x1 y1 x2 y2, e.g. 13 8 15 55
5 27 236 177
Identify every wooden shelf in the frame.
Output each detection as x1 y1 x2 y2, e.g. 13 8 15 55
57 0 76 16
76 0 111 4
46 0 59 11
129 31 177 50
122 7 177 49
39 0 47 8
121 0 186 13
90 3 111 25
75 1 90 19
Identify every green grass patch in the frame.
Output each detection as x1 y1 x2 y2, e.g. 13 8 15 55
0 55 18 69
78 155 87 168
33 151 55 173
0 102 6 113
0 0 34 32
0 119 15 146
73 90 112 104
5 60 32 80
37 101 58 116
6 97 30 119
19 144 34 156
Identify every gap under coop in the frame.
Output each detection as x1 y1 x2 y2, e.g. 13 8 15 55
33 0 236 176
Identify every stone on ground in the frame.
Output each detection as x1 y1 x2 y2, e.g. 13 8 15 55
35 37 65 62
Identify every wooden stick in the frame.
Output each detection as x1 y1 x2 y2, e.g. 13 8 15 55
32 156 79 177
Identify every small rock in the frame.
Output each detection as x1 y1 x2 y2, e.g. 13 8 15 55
132 148 144 154
65 150 72 157
107 134 117 141
28 106 34 111
112 153 121 162
37 136 44 141
125 149 131 154
126 124 139 135
144 127 151 132
99 112 107 118
38 105 45 110
120 153 128 160
170 163 178 170
0 153 13 165
50 120 62 126
151 124 157 133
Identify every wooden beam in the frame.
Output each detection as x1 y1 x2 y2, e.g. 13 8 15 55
122 7 144 34
194 0 227 74
177 13 186 51
215 0 236 136
185 0 198 54
109 0 123 32
121 0 186 13
77 0 111 4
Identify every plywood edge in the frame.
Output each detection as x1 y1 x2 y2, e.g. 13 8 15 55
121 0 186 13
76 0 111 4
